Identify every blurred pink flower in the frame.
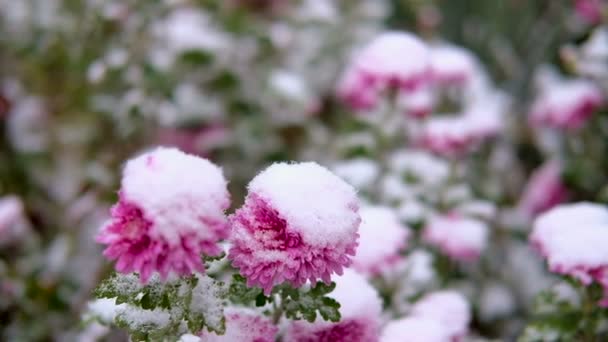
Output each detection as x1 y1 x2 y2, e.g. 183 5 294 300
156 124 229 156
97 147 230 283
417 116 478 157
530 79 603 130
352 206 411 276
518 161 568 218
337 32 430 110
531 203 608 307
575 0 603 24
285 269 382 342
423 213 489 261
199 307 277 342
429 44 477 86
228 162 360 295
0 195 28 244
410 291 471 341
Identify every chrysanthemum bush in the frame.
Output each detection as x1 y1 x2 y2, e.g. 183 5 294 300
2 0 608 341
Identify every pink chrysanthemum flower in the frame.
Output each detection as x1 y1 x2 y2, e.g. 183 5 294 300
530 203 608 307
429 44 477 86
285 269 382 342
337 31 430 110
97 147 230 283
228 162 360 295
410 290 471 341
380 317 450 342
530 79 603 130
199 307 278 342
352 206 411 276
423 213 489 261
518 161 568 219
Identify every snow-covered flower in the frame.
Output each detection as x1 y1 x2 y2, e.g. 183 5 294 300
417 115 477 157
429 44 477 86
352 206 411 276
97 147 230 283
530 203 608 306
228 162 360 294
518 160 568 219
199 307 278 342
530 79 603 130
410 290 471 340
285 269 382 342
423 213 489 261
337 31 430 110
380 317 450 342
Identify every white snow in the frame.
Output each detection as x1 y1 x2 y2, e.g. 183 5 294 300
248 162 360 246
430 44 477 82
410 290 471 339
389 150 449 186
531 203 608 273
353 31 430 82
352 206 410 274
380 317 451 342
122 147 230 244
332 158 380 190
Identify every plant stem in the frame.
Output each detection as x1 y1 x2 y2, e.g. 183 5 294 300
272 294 283 325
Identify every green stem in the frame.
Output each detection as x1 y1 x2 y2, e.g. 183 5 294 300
272 294 284 325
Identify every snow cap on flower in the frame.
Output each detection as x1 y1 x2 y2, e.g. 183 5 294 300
410 290 471 340
200 307 278 342
424 213 489 261
430 44 478 86
228 162 360 294
380 317 451 342
285 269 382 342
337 31 430 110
97 147 230 283
530 79 603 130
417 115 477 157
530 203 608 306
518 160 567 219
352 206 411 276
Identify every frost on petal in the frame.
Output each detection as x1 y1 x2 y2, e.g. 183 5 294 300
380 317 451 342
530 203 608 306
97 147 230 283
352 206 410 276
337 31 430 110
410 290 471 340
423 213 489 261
199 307 277 342
285 269 382 342
228 162 360 294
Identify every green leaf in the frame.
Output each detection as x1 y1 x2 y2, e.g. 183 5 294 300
229 274 266 305
278 282 341 323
